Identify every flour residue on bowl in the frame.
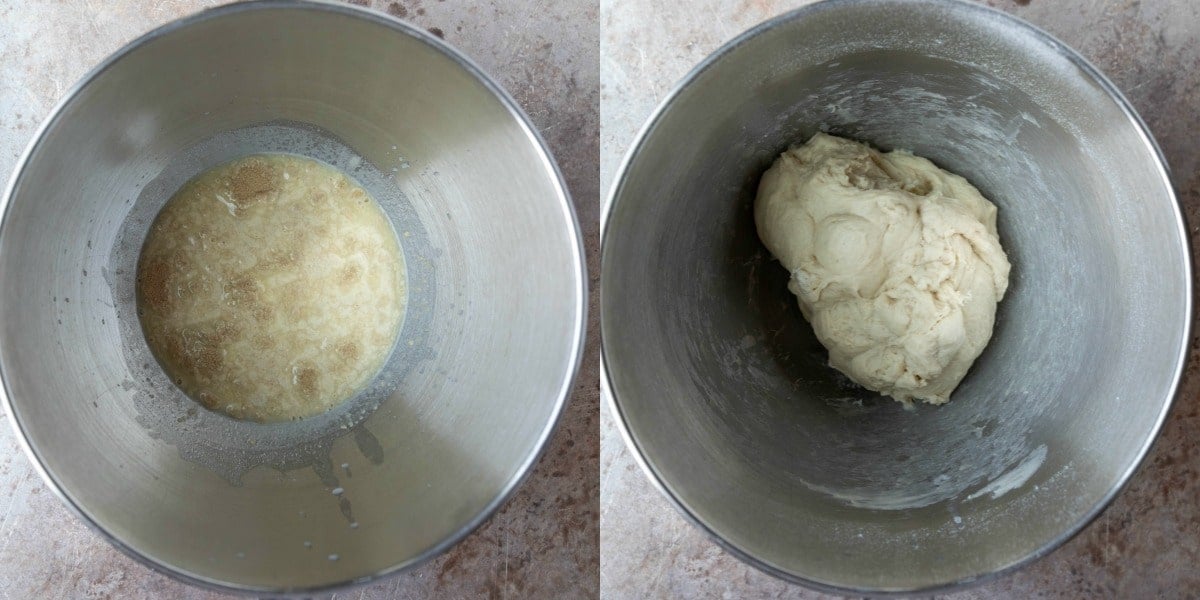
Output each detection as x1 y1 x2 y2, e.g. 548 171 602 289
798 477 965 511
137 154 407 423
967 444 1047 501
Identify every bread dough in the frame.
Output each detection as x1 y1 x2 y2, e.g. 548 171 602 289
137 154 406 422
755 133 1010 405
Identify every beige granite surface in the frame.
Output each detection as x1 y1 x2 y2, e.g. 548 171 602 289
599 0 1200 598
5 0 1200 597
0 0 598 598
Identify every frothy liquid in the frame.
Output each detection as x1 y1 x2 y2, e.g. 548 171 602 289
137 154 406 422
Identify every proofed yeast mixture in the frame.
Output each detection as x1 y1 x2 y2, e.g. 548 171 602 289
137 154 406 422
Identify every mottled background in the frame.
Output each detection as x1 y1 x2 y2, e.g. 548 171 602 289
600 0 1199 598
0 0 598 598
3 0 1198 597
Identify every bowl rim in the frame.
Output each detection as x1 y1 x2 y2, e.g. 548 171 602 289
0 0 587 595
599 0 1190 594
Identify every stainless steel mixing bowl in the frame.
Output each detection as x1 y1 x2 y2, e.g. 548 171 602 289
0 1 584 593
602 0 1189 593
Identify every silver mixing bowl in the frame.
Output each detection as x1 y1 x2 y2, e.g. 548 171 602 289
602 0 1189 593
0 1 584 593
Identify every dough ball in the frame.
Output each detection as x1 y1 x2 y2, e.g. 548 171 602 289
755 133 1010 405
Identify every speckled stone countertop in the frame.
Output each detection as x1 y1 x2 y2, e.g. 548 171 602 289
600 0 1200 598
0 0 598 597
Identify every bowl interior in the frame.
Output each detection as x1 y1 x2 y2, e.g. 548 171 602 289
0 3 582 591
602 0 1186 591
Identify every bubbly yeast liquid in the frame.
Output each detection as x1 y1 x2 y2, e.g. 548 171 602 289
136 154 406 422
